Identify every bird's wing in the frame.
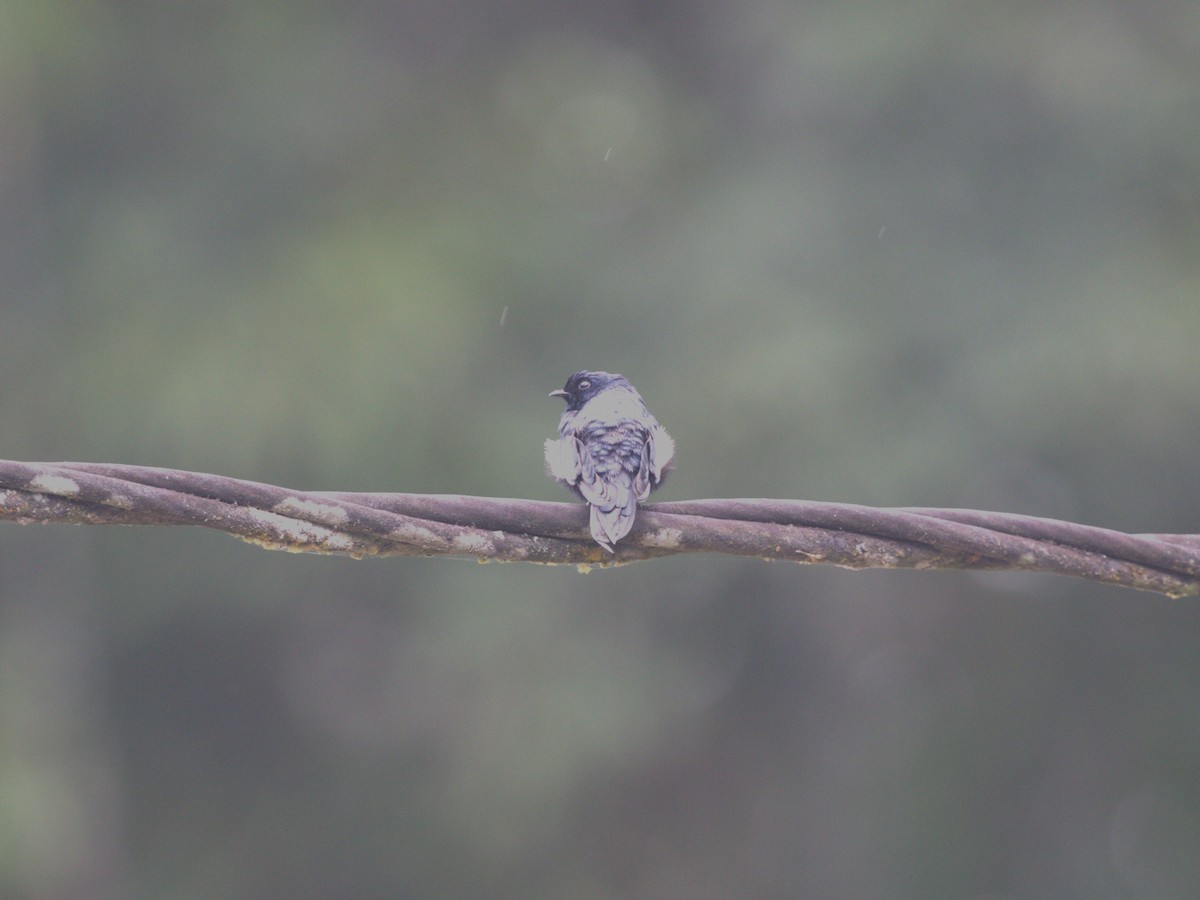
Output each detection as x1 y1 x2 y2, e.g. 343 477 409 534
568 447 633 552
631 436 654 501
574 445 624 511
546 433 627 510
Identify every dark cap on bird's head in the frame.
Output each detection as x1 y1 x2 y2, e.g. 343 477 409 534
549 371 630 411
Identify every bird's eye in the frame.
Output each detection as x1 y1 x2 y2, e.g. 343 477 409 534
578 380 591 390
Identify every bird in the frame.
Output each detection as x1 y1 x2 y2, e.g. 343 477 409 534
544 370 675 552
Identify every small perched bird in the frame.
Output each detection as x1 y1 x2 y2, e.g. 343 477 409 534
545 370 675 552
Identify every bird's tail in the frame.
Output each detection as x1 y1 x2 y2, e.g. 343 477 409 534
588 492 637 553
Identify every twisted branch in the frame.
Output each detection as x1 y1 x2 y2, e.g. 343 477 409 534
0 460 1197 597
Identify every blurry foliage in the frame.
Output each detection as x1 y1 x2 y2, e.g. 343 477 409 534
1 1 1199 896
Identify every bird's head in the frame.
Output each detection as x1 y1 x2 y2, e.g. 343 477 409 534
549 371 630 411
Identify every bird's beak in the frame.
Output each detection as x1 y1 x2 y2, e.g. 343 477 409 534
549 389 569 399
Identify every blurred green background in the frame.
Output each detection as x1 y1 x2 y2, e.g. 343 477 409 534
2 1 1199 897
